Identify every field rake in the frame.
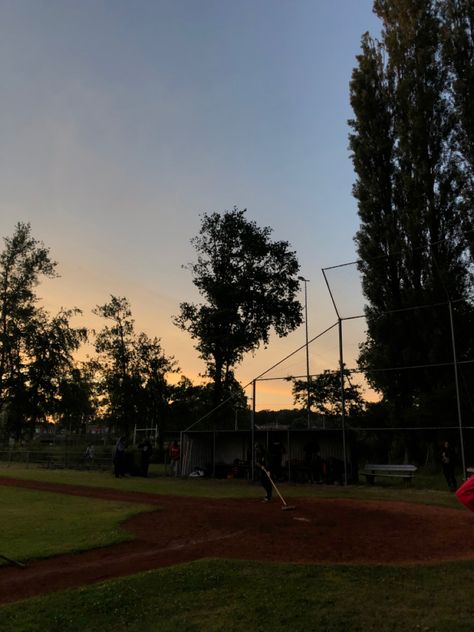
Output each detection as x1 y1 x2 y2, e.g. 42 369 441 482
0 553 26 568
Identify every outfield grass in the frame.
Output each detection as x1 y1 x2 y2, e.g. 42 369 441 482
2 558 474 631
0 486 152 565
0 465 472 630
0 462 462 509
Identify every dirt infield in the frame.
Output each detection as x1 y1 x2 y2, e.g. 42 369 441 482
1 476 474 605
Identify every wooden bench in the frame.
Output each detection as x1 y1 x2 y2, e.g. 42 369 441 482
361 464 417 485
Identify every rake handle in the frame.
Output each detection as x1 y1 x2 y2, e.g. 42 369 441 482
0 554 26 568
258 464 288 506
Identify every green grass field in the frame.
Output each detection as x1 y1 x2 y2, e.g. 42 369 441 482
2 559 474 631
0 485 153 566
0 463 472 631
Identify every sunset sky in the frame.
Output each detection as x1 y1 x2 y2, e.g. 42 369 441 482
0 0 379 410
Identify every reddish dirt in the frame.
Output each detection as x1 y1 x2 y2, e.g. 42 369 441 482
1 476 474 605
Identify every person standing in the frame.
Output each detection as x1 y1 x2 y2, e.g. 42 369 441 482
84 444 95 468
138 436 153 477
169 440 180 477
268 438 286 482
255 442 273 502
304 438 321 483
113 436 127 478
441 441 457 491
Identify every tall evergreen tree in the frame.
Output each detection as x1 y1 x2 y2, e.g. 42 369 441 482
349 0 472 420
442 0 474 254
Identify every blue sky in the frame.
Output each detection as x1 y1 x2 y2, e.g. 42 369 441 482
0 0 379 408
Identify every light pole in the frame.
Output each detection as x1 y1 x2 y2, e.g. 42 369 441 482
298 276 311 428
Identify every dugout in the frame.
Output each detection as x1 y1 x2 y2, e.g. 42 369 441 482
179 427 356 483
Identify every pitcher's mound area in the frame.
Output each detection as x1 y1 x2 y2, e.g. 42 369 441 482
1 477 474 604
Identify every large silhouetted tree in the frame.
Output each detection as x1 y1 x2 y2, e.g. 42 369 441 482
93 296 176 435
175 208 303 405
349 0 474 422
442 0 474 256
0 223 87 437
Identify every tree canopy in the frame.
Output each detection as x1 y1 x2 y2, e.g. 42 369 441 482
175 207 303 404
0 223 87 437
292 370 365 418
92 296 177 436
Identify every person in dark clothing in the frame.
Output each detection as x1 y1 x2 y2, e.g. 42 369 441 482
304 439 322 483
113 436 127 478
255 442 273 502
84 443 95 467
441 441 457 491
268 439 286 481
138 436 153 477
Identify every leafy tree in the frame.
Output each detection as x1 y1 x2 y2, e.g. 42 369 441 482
93 296 136 434
166 375 248 431
26 308 87 429
349 0 473 420
57 366 96 432
93 296 176 435
167 377 217 429
175 208 303 405
133 331 178 432
0 223 86 437
292 369 365 417
1 223 56 403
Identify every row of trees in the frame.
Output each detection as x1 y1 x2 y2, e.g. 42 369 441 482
4 1 474 441
0 211 304 440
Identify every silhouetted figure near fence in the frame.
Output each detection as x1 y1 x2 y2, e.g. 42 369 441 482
304 438 322 483
84 444 95 468
441 441 457 491
268 439 286 481
113 436 127 478
138 436 153 477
